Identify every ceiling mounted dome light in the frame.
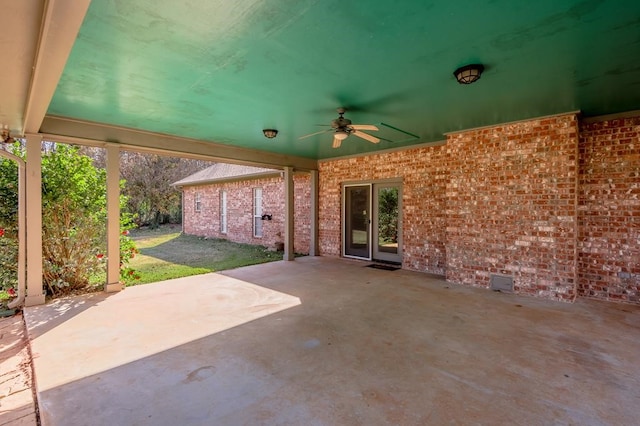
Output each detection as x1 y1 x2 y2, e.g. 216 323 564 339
453 64 485 84
262 129 278 139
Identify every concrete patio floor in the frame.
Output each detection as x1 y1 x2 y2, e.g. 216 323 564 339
0 313 38 425
24 256 640 425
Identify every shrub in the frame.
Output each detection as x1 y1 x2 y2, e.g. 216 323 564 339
0 226 18 292
0 143 139 298
0 147 19 293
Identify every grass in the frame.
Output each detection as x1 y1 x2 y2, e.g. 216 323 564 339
127 225 284 285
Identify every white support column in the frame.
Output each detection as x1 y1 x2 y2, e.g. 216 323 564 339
17 159 26 303
105 145 122 292
25 134 45 306
283 166 295 261
309 170 319 256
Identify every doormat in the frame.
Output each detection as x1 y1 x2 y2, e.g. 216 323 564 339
366 264 400 271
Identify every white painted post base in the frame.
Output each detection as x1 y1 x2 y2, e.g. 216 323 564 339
105 282 123 293
24 293 46 307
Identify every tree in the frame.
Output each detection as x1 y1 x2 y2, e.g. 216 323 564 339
79 148 212 228
119 152 211 227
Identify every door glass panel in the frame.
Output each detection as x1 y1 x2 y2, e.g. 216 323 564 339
344 186 370 258
377 187 399 254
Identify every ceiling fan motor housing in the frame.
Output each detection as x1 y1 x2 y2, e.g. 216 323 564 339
298 107 381 147
332 117 352 128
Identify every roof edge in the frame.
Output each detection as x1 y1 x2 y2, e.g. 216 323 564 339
173 170 282 187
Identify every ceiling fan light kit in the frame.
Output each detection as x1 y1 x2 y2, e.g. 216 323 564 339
453 64 484 84
262 129 278 139
334 130 349 140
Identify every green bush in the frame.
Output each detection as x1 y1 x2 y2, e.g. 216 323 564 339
0 148 19 292
0 143 139 298
0 226 18 292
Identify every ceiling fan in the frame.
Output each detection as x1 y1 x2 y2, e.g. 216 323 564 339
299 107 380 148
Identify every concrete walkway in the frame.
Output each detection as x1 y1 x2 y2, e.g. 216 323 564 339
0 313 38 425
23 257 640 425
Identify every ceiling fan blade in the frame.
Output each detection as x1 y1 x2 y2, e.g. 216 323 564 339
332 137 342 148
350 124 379 131
298 129 332 140
379 122 420 139
352 130 380 144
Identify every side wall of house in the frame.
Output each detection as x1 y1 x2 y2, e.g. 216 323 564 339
318 112 639 304
578 116 640 303
182 174 311 254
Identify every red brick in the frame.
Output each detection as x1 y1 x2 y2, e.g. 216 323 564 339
577 116 640 303
183 174 311 254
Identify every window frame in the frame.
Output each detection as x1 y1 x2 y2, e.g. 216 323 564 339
220 190 227 234
194 191 202 213
253 187 263 238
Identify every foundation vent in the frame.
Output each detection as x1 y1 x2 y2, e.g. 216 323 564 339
490 274 514 292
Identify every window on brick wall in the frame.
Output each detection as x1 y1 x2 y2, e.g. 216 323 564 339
220 190 227 234
195 192 202 213
253 187 263 237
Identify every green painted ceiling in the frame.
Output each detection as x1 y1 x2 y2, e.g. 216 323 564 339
48 0 640 160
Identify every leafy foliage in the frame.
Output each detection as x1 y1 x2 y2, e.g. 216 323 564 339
120 152 211 228
0 144 20 292
119 230 141 281
0 146 18 224
378 187 399 244
83 148 211 228
0 143 139 298
0 225 18 292
40 145 104 294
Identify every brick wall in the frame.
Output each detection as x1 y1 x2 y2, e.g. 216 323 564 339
182 174 311 254
578 116 640 303
319 146 449 274
319 113 640 303
446 115 579 301
179 112 639 304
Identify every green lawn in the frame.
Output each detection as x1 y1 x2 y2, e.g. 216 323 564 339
127 225 284 285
